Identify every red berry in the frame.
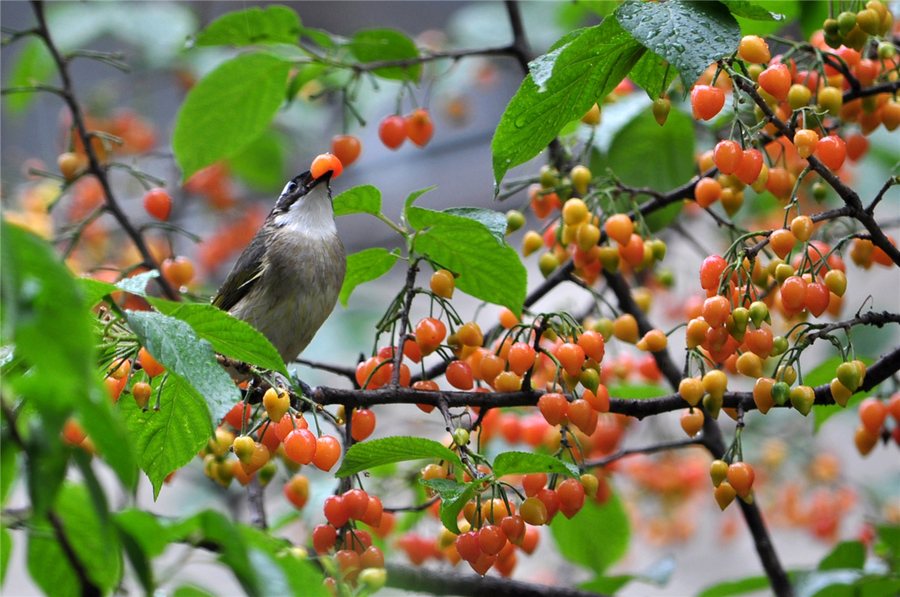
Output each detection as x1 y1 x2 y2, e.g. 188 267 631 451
538 393 568 426
859 398 887 434
577 330 605 363
446 360 475 390
415 317 446 356
310 152 343 179
556 342 586 377
713 140 743 175
726 462 755 498
143 189 172 221
284 428 317 465
758 63 791 101
342 489 370 520
312 435 341 471
735 149 763 185
406 108 434 147
691 85 725 121
816 135 847 170
331 135 362 167
361 495 384 527
312 524 337 554
378 115 407 150
324 495 350 528
507 342 536 376
478 525 507 555
351 409 376 442
699 255 727 291
522 472 547 497
557 478 586 518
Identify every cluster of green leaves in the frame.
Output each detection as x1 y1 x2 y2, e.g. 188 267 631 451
173 5 422 181
491 0 786 186
0 218 331 594
334 184 527 315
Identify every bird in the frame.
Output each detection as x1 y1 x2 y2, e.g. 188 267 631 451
212 169 346 369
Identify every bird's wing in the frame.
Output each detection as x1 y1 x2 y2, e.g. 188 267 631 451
211 234 267 313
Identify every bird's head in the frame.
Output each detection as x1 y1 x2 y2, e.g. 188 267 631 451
271 169 337 233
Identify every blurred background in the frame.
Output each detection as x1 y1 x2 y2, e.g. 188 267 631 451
2 2 898 596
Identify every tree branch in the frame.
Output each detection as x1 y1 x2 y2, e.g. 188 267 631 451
385 562 608 597
28 0 178 299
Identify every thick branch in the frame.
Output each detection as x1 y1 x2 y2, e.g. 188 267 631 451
247 478 267 530
600 270 682 390
385 563 607 597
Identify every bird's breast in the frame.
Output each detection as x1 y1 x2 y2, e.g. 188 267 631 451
231 228 346 363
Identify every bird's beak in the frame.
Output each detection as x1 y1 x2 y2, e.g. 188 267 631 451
310 169 334 189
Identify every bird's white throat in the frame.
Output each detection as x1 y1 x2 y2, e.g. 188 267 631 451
274 184 337 236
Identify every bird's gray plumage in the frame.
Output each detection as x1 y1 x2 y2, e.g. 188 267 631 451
212 170 345 365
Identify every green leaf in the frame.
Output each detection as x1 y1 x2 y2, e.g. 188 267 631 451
115 270 159 296
22 413 69 518
853 578 900 597
493 451 579 478
442 207 508 244
810 356 874 432
239 525 330 597
76 278 119 307
876 524 900 556
798 2 829 40
76 385 139 490
606 106 693 231
114 509 170 558
551 490 629 575
3 38 54 112
796 569 863 597
421 478 479 535
194 5 301 46
0 526 11 586
118 525 154 595
607 383 668 400
819 541 866 571
149 299 288 375
167 510 260 596
721 0 785 21
697 575 772 597
27 483 120 596
300 27 343 49
120 375 213 499
0 433 19 506
629 50 678 98
736 1 801 37
579 575 634 594
333 185 382 217
1 221 97 413
286 62 328 104
125 310 240 425
615 0 740 89
402 187 437 226
173 52 292 181
173 587 217 597
408 207 527 315
336 436 463 478
227 129 286 192
347 29 420 81
339 248 399 307
492 19 645 185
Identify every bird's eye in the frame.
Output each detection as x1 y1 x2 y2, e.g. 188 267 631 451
281 181 298 196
